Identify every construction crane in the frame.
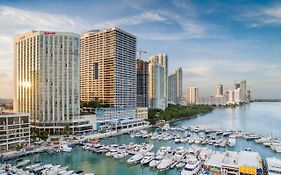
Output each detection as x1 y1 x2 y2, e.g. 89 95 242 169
136 49 147 60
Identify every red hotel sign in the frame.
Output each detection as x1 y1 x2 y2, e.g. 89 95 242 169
44 32 56 35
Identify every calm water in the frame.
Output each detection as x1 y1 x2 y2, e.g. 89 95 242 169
17 102 281 175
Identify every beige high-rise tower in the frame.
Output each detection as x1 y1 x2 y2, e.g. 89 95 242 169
13 31 83 134
80 28 137 109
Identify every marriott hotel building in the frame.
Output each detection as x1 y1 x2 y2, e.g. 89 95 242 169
13 31 92 134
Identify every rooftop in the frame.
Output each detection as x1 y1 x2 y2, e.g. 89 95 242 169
205 152 226 168
238 151 261 168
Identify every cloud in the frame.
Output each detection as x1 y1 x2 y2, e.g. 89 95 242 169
238 4 281 27
93 12 166 28
0 5 88 32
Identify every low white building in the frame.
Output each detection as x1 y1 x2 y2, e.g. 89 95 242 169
136 107 148 119
0 113 30 151
95 108 148 131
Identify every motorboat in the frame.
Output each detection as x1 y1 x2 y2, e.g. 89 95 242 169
188 145 201 157
174 147 187 161
163 124 170 131
26 163 42 170
61 144 72 152
140 152 154 165
176 159 187 169
149 156 162 168
198 147 212 161
16 159 31 168
156 146 169 158
113 151 128 159
157 157 175 171
228 135 236 147
127 153 144 164
181 157 201 175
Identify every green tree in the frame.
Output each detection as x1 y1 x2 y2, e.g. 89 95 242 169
63 124 71 135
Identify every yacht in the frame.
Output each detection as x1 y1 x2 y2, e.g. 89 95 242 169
267 157 281 175
156 147 169 158
61 144 72 152
163 124 170 131
174 147 187 161
113 151 128 159
149 156 162 168
228 135 236 147
176 159 187 169
140 152 154 165
188 145 201 157
198 147 212 161
16 159 31 168
157 157 175 171
181 157 201 175
127 153 144 164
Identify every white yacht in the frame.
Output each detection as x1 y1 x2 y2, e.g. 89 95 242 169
228 135 236 147
198 147 213 161
61 144 72 152
267 157 281 175
149 156 162 168
163 124 170 130
16 159 31 168
113 151 128 159
140 152 154 165
181 157 201 175
127 153 144 164
174 147 187 161
156 146 170 158
157 157 175 171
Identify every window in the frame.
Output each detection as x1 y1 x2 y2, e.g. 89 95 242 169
94 63 98 79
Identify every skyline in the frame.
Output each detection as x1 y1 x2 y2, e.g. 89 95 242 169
0 0 281 99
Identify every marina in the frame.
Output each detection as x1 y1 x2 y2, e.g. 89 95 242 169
1 102 281 175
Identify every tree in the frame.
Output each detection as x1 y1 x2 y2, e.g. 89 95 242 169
63 124 71 136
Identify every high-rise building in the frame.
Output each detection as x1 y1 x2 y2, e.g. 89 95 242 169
216 84 223 97
80 28 137 109
235 83 240 89
136 59 148 107
247 90 251 103
187 87 198 105
148 63 166 109
13 31 90 134
234 88 241 104
168 67 182 104
175 68 183 104
148 53 168 109
240 80 247 103
168 74 176 104
227 90 235 104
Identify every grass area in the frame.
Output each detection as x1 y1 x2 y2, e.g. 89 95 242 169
147 104 214 125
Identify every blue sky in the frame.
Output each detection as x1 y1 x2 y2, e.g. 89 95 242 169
0 0 281 98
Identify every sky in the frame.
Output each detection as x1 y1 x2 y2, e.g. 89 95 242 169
0 0 281 99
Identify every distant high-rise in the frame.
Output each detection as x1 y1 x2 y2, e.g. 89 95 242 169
234 88 241 104
14 31 82 134
80 28 137 108
247 90 251 102
187 87 198 105
136 59 148 107
240 80 247 103
168 74 176 104
216 84 223 97
168 67 182 104
227 90 235 104
148 53 168 109
235 83 240 89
